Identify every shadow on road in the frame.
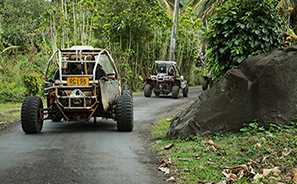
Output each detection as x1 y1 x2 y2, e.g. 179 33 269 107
35 118 128 134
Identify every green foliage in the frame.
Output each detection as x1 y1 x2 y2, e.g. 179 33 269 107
0 81 26 103
176 7 204 86
151 117 297 183
0 103 21 126
240 120 265 135
193 67 204 85
22 73 42 96
206 0 285 80
99 0 173 90
0 0 57 49
151 118 172 140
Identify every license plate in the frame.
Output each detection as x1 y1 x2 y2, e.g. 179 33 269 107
67 77 89 86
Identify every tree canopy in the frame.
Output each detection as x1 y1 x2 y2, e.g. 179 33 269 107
206 0 285 80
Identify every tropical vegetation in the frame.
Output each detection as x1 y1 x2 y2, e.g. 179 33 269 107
151 117 297 183
206 0 285 80
0 0 296 102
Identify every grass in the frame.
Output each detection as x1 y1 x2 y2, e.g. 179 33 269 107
150 118 297 183
0 103 21 130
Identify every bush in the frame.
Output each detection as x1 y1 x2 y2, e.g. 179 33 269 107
22 73 42 96
0 80 26 103
206 0 285 81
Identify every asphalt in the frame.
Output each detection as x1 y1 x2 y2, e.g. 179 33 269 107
0 88 202 184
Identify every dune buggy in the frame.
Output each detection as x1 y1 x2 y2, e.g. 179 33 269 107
21 46 133 133
144 61 188 99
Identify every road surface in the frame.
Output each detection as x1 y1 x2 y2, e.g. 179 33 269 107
0 88 202 184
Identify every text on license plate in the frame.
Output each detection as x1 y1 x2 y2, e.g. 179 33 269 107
67 77 89 86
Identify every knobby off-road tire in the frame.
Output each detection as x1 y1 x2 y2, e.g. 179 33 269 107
122 89 133 102
202 80 209 91
172 85 180 99
122 89 132 97
21 96 44 133
183 86 188 97
144 84 152 97
116 95 133 131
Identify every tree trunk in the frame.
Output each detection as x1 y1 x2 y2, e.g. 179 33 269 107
169 0 179 61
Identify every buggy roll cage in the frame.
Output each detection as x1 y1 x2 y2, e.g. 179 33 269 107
44 47 120 84
152 61 181 77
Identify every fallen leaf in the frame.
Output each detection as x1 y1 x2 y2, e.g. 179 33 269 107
222 169 231 178
262 167 281 177
262 155 271 164
164 143 175 150
158 166 170 175
207 140 214 145
264 146 278 154
229 173 237 180
222 169 237 182
210 145 217 151
192 155 200 159
249 165 255 175
217 151 227 156
253 173 263 182
294 175 297 183
178 158 191 161
285 168 297 180
260 137 266 142
158 158 172 166
216 181 228 184
237 170 245 179
248 160 261 168
196 166 203 170
207 161 216 165
166 177 175 182
166 119 172 122
202 147 210 152
282 148 292 157
255 143 261 148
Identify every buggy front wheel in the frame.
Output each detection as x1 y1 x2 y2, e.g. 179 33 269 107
144 84 152 97
183 86 188 97
172 86 180 99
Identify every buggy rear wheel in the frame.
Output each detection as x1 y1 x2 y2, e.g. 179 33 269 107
183 86 188 97
144 84 152 97
21 96 44 133
172 85 180 99
116 95 133 131
202 80 209 90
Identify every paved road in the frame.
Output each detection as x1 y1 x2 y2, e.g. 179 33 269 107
0 88 202 184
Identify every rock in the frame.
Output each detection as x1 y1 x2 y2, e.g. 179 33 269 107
167 46 297 139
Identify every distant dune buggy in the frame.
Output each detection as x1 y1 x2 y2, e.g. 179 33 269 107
144 61 188 99
21 46 133 133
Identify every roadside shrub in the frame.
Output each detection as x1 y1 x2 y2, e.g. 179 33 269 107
22 73 42 96
206 0 285 81
0 80 26 103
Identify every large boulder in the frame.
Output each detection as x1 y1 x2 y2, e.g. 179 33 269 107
167 46 297 139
